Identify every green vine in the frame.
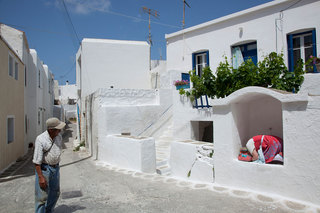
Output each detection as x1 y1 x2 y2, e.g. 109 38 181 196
179 52 306 100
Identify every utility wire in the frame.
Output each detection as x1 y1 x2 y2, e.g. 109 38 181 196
58 60 76 79
65 1 180 29
280 0 302 12
60 0 81 45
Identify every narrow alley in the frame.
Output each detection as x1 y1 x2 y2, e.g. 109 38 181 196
0 122 316 213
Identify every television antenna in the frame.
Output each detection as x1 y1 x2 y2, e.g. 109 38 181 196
142 6 160 45
182 0 191 29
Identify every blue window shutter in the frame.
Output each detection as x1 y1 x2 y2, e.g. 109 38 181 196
312 29 317 73
181 73 190 82
206 50 210 67
287 34 294 72
192 53 196 71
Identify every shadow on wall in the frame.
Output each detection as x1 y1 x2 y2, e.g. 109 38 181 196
232 94 283 148
191 121 213 143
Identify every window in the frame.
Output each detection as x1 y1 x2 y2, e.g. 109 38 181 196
8 54 13 77
7 116 14 143
14 61 18 80
288 30 317 72
232 42 257 69
192 51 209 77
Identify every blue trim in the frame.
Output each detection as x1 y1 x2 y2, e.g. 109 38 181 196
287 30 317 72
205 50 210 67
192 53 196 71
312 29 317 73
287 34 294 72
181 73 190 82
232 42 257 65
192 50 210 76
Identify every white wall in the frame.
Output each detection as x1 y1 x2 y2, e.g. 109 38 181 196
211 85 320 206
165 0 320 74
77 38 151 99
87 88 172 158
59 83 77 104
26 50 37 149
30 49 46 135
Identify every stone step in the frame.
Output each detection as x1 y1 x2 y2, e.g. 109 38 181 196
156 159 168 167
156 164 171 175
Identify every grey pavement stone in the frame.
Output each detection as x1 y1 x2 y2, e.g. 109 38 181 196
0 122 318 213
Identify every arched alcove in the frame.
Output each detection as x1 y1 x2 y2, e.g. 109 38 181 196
231 93 283 148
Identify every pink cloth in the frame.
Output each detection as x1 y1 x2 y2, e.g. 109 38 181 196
252 135 283 163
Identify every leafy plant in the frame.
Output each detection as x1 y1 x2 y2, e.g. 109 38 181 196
179 52 307 100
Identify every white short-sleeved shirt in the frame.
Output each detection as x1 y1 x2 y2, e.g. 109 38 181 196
33 130 63 165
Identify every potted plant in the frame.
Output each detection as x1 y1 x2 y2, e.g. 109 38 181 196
174 80 190 90
310 55 320 72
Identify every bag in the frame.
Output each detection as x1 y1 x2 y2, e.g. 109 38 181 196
238 149 252 162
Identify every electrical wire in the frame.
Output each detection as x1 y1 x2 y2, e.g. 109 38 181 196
280 0 303 12
58 60 76 79
64 1 180 29
60 0 81 45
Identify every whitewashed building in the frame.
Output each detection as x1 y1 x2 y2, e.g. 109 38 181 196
166 0 319 74
165 0 320 141
76 38 151 142
76 38 151 99
164 0 320 207
29 49 54 135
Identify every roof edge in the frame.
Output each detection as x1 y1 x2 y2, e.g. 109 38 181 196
165 0 293 40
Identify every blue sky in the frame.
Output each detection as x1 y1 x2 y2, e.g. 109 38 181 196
0 0 273 84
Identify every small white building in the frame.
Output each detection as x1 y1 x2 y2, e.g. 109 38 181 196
58 81 77 105
76 38 151 142
76 38 151 99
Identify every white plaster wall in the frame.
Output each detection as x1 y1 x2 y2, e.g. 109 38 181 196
26 50 38 147
0 24 24 60
212 86 320 206
172 89 213 141
166 0 320 73
78 38 150 98
30 49 46 135
89 88 172 159
150 60 166 89
59 84 77 104
43 65 54 122
170 141 214 183
299 73 320 96
231 95 283 147
98 135 156 173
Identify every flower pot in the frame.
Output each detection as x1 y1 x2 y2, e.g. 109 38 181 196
176 84 190 90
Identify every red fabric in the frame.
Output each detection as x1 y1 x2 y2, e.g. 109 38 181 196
252 135 283 163
238 150 252 162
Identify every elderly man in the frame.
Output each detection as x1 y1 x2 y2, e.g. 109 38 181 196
33 117 66 213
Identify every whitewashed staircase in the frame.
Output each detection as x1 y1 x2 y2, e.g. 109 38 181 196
155 122 174 175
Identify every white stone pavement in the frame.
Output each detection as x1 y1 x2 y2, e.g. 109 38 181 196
0 122 319 212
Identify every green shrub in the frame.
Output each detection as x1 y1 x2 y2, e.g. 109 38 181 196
180 52 306 100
